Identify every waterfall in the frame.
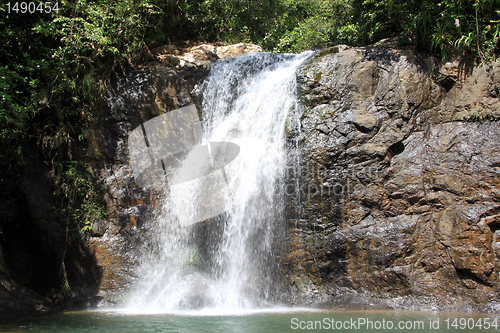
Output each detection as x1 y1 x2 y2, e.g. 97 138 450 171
125 51 311 313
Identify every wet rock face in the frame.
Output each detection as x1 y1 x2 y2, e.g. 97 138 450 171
289 47 500 311
0 247 52 319
86 64 209 302
84 45 499 311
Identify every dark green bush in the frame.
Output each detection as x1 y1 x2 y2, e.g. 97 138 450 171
1 0 164 234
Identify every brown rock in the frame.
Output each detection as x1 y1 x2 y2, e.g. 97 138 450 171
215 43 263 59
291 46 500 311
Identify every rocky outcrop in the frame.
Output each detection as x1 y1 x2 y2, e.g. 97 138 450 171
5 41 497 318
286 46 500 312
152 43 263 68
86 45 500 312
0 245 51 320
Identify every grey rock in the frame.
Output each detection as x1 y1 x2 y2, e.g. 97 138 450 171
287 46 500 312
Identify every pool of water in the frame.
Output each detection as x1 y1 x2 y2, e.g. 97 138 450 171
1 309 499 333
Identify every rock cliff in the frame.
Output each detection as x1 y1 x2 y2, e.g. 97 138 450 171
285 46 500 312
2 42 499 319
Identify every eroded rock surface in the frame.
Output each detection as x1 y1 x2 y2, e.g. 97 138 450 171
286 47 500 312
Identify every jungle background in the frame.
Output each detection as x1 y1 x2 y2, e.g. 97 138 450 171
1 0 499 276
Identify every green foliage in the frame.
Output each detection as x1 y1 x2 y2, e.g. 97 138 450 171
351 0 408 44
463 104 496 121
0 0 162 236
1 0 499 241
59 262 72 299
349 0 500 62
143 0 282 45
263 0 500 60
52 160 107 234
273 0 353 53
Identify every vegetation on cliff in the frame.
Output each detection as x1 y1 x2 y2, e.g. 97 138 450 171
1 0 499 235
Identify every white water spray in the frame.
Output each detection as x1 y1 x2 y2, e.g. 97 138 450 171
126 52 311 313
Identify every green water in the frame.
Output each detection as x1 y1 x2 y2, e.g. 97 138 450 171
1 309 499 333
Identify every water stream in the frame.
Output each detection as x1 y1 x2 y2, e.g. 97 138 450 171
125 52 311 313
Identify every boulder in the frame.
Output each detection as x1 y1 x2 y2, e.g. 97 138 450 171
215 43 263 59
179 44 218 67
154 43 263 68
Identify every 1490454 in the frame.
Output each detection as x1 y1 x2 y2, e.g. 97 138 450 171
6 2 59 14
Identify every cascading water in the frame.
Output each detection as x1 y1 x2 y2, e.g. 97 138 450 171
125 51 311 313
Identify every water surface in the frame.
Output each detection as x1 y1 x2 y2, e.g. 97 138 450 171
1 309 498 333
